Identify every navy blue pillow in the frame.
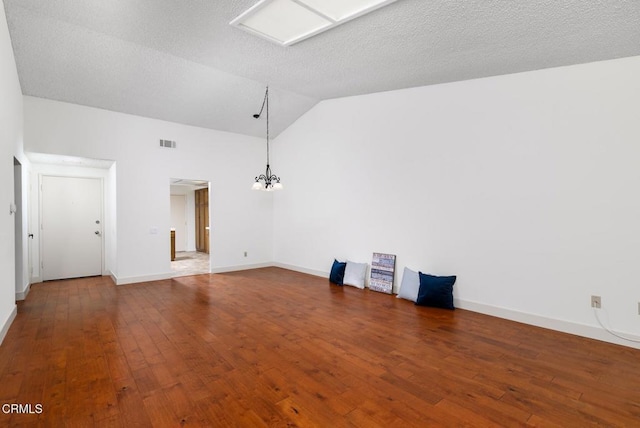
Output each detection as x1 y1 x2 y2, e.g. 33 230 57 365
329 260 347 285
416 272 456 310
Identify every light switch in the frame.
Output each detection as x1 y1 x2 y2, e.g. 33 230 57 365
150 227 158 235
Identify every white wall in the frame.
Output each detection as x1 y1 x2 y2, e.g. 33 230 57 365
273 56 640 348
24 97 274 283
0 0 22 343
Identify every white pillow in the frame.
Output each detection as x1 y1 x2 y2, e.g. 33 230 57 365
396 267 420 301
343 261 368 289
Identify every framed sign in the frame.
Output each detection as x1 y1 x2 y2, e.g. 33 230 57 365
369 253 396 294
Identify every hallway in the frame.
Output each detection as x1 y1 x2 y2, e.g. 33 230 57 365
171 251 209 277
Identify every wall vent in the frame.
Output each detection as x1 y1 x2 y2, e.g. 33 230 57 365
160 139 177 148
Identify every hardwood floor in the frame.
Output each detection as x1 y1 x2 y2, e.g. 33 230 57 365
1 267 639 427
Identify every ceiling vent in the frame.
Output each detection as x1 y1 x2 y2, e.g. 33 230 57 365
160 139 177 148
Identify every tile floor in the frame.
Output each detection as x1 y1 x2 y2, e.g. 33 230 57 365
171 251 210 277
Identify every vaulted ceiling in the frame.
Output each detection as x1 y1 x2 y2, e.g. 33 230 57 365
4 0 640 138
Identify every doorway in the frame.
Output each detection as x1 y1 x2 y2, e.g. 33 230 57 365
41 175 103 281
170 179 210 277
14 158 24 297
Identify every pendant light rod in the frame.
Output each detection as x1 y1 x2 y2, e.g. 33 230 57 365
266 86 270 166
252 86 282 191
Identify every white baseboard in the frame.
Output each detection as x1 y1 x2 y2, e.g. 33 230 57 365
273 262 640 350
113 272 174 285
15 283 30 301
26 259 640 349
0 305 18 346
272 262 328 278
112 263 273 284
30 276 42 285
211 262 273 274
455 298 640 350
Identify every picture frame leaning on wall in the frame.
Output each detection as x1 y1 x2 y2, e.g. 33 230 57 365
370 252 396 294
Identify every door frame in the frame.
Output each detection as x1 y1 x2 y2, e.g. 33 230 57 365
39 174 105 280
13 158 24 298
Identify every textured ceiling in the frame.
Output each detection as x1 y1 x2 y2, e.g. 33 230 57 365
4 0 640 138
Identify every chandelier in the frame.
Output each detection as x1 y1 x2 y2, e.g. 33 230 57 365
251 86 283 191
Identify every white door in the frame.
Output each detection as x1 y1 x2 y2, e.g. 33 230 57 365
170 194 187 252
41 176 103 280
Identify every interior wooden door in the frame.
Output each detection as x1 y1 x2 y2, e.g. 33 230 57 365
195 188 209 254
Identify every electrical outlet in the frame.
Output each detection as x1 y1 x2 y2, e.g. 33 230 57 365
591 295 601 309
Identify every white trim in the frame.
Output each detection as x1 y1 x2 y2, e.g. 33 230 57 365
30 276 42 284
272 262 328 278
455 298 640 350
114 264 274 284
15 283 30 301
103 260 640 350
272 262 640 350
113 272 174 285
211 262 273 274
0 305 18 346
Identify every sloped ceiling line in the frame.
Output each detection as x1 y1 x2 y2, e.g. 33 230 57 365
4 0 640 138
